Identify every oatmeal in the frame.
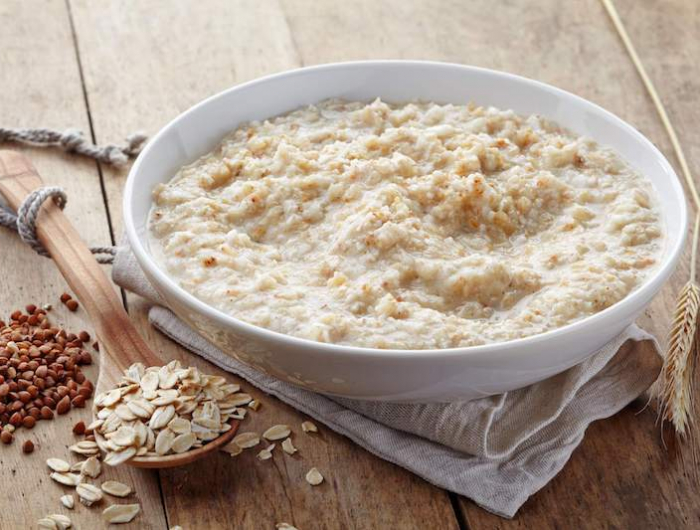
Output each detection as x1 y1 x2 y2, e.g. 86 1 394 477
149 99 663 349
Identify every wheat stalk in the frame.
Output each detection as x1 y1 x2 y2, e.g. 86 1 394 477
602 0 700 436
661 282 699 435
660 213 700 436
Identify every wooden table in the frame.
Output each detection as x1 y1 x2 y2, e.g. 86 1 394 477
1 1 698 528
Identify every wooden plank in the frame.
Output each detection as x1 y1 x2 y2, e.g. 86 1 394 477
68 1 461 528
0 1 166 528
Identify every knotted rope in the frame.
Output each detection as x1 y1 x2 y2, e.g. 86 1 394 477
0 188 116 264
0 127 147 166
0 127 147 263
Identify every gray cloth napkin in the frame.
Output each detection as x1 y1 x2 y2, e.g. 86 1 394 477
113 245 662 518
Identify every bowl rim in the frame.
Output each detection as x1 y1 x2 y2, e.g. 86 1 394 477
124 59 688 360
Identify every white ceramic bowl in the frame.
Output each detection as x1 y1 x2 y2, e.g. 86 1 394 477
124 61 687 402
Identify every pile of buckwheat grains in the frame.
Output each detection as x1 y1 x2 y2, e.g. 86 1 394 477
0 304 94 446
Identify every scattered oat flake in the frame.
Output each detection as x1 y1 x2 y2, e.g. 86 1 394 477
263 424 291 441
222 442 243 456
276 523 299 529
248 399 261 411
104 446 137 466
228 393 253 406
46 458 70 473
37 518 59 530
102 503 141 524
282 438 297 455
257 443 276 461
76 483 103 506
47 514 72 529
69 442 99 456
60 495 75 510
101 480 132 497
81 456 101 478
305 467 324 486
301 421 318 434
50 472 81 487
232 432 260 449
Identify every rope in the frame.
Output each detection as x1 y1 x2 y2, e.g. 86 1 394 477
0 187 116 264
0 128 148 262
0 127 147 167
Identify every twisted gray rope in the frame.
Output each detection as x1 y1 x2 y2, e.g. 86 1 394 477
0 187 116 264
0 127 147 166
0 127 147 262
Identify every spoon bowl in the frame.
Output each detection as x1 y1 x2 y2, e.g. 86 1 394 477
0 151 239 468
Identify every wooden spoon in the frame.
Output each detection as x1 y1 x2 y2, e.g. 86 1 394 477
0 151 239 468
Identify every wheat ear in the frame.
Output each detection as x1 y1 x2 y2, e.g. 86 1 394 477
660 213 700 436
602 0 700 436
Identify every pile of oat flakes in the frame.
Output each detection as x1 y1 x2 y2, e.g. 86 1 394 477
38 359 322 529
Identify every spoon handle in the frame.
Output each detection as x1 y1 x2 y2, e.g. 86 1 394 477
0 151 161 388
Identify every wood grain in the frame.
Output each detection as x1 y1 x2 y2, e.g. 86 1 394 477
0 1 166 528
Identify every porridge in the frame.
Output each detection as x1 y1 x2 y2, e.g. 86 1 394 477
149 99 663 349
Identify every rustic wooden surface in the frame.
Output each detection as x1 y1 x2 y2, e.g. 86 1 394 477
0 0 697 528
0 3 166 529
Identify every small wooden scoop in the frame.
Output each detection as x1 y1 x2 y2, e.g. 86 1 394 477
0 151 239 468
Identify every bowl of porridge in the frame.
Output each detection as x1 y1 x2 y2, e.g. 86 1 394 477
124 61 687 402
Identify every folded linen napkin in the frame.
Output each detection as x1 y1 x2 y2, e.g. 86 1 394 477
113 245 662 518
